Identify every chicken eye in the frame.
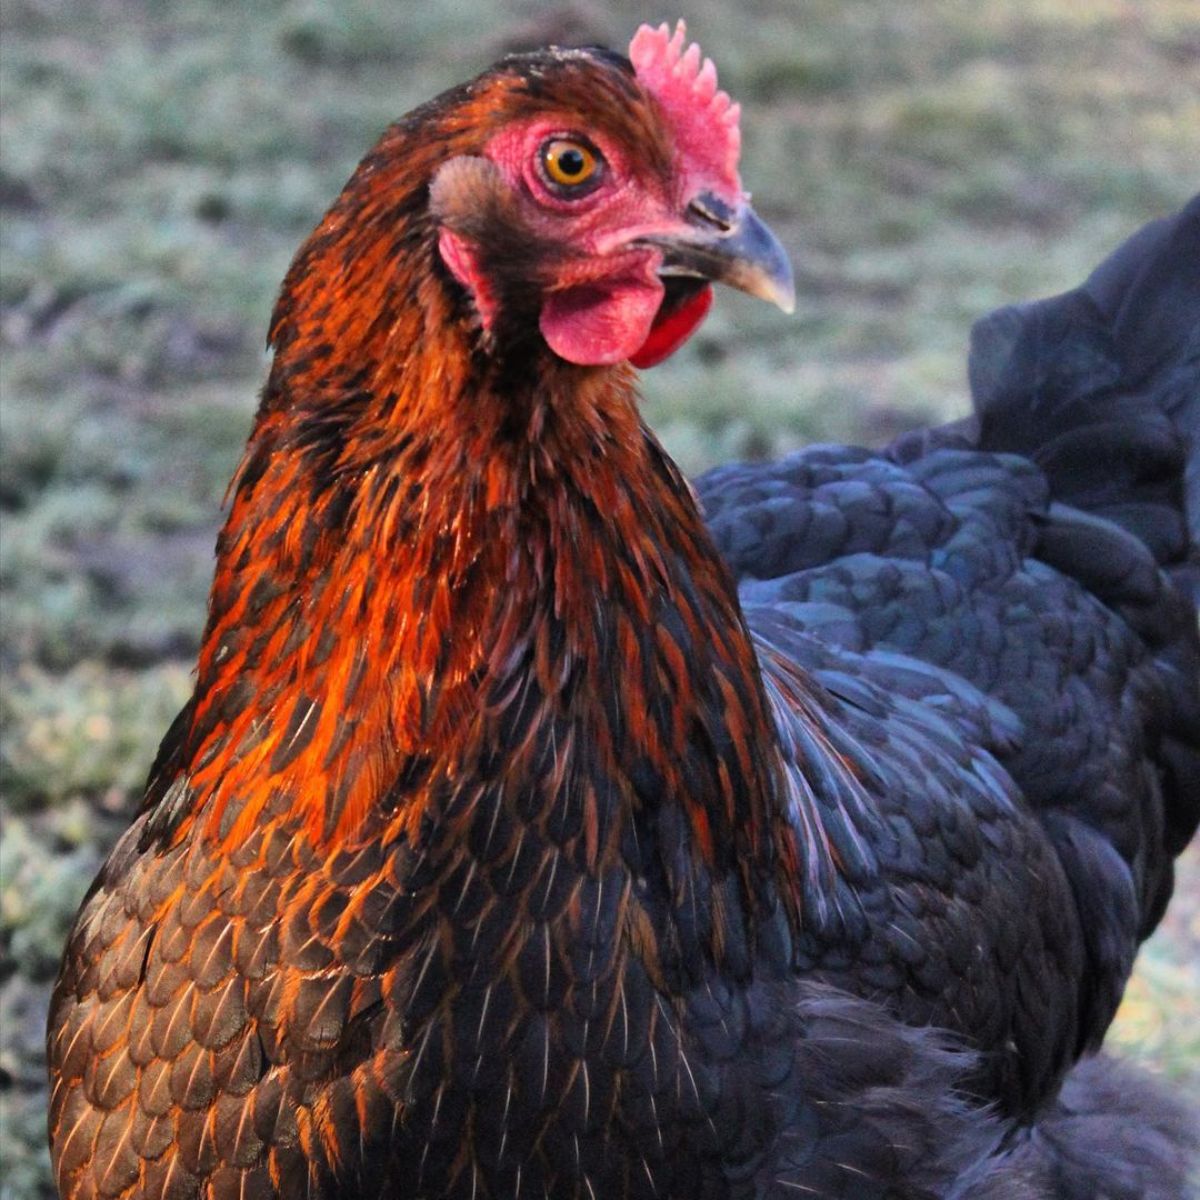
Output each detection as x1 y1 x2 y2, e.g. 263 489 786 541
540 138 602 192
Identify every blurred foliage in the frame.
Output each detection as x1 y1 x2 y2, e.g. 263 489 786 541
1 2 1197 1196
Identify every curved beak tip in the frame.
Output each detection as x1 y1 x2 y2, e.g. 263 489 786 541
727 204 795 315
769 273 797 316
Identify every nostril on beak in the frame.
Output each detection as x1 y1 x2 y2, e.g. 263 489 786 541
687 192 735 233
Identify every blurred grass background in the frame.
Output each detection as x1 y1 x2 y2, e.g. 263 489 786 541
1 1 1198 1195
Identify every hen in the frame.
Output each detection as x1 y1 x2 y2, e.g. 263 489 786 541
47 22 1199 1200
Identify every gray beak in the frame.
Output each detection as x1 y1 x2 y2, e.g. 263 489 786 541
642 192 796 314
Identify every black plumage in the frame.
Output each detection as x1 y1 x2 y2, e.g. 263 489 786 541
697 195 1200 1121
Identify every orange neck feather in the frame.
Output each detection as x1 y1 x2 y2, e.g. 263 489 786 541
181 359 776 886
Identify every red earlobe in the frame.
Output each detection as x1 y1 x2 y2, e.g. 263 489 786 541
438 228 500 332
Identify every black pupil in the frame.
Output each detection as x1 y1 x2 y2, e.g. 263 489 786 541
558 147 586 178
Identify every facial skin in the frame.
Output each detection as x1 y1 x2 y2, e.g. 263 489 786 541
430 25 793 370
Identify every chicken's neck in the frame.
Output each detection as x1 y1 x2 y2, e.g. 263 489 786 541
180 314 783 952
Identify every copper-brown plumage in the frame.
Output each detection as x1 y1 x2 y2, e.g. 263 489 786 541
47 36 793 1199
47 23 1200 1200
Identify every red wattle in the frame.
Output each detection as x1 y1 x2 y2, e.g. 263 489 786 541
630 284 714 369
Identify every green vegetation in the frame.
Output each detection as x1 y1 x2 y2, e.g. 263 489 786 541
2 2 1197 1195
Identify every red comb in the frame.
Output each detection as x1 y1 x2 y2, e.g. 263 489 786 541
629 21 743 202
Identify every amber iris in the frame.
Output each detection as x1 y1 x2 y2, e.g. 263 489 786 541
541 138 600 189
